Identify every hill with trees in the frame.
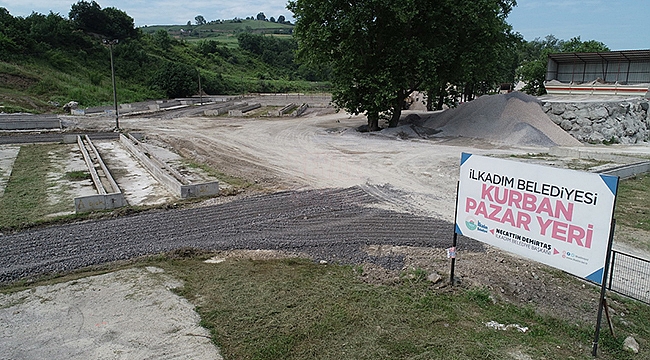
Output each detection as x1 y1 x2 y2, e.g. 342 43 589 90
0 1 326 114
1 1 609 116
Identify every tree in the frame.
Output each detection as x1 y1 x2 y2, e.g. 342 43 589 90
195 15 206 25
517 35 609 96
277 15 286 24
69 1 137 40
270 17 276 23
288 0 517 130
256 12 266 21
425 0 520 108
150 61 196 98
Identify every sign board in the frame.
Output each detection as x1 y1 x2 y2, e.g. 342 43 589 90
455 153 618 284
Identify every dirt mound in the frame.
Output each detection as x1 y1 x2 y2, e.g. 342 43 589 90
417 92 582 147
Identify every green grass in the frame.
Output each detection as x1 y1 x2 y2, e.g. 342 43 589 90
65 171 91 181
186 161 254 193
0 144 56 228
0 60 164 113
616 175 650 231
122 256 650 359
2 253 647 359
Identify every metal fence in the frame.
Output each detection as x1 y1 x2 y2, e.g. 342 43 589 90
607 250 650 304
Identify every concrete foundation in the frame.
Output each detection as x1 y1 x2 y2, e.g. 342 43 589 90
74 135 126 213
228 103 261 117
0 114 61 130
120 134 219 199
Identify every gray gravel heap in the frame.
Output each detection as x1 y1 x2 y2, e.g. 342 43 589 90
0 187 483 285
422 92 582 147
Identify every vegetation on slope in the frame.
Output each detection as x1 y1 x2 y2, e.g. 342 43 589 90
0 2 327 114
0 0 611 115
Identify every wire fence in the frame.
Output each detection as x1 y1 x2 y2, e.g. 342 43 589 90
607 250 650 304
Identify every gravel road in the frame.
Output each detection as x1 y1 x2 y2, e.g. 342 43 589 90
0 187 482 285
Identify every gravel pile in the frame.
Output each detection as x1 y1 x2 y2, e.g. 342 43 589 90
414 92 582 147
0 187 483 284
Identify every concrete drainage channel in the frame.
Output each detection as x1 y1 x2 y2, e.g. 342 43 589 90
70 133 219 213
74 135 126 212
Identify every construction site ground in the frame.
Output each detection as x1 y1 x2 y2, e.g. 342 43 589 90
1 102 650 359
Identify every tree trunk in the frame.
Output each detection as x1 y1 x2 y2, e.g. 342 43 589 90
388 91 407 128
426 89 434 111
437 89 445 110
389 106 401 128
367 111 380 131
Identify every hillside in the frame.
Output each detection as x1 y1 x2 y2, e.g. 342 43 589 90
0 7 325 114
141 19 294 46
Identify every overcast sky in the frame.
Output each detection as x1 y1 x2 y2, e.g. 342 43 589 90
1 0 648 51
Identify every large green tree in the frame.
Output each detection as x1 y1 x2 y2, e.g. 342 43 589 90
288 0 517 130
517 35 609 96
69 0 138 40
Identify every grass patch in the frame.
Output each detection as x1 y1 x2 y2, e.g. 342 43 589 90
0 144 56 229
1 252 648 359
186 161 254 191
145 256 648 359
65 171 91 181
616 175 650 231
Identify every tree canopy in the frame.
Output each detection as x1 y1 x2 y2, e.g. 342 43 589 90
516 35 610 95
288 0 518 130
69 0 138 40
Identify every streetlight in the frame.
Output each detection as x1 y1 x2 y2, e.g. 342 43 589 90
103 39 119 130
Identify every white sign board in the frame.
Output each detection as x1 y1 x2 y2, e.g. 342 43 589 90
455 153 618 284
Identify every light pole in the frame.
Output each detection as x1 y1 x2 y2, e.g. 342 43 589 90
103 39 119 130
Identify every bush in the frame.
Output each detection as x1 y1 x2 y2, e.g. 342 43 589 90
150 61 197 98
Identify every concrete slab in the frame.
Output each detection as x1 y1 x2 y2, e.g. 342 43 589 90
93 141 175 206
0 267 222 360
46 144 98 217
0 145 19 196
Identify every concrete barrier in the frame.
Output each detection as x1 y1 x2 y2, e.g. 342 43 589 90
600 161 650 179
0 114 61 130
120 134 219 199
273 103 297 116
204 102 248 116
250 93 332 107
228 103 261 116
75 193 126 212
292 103 309 117
74 135 126 213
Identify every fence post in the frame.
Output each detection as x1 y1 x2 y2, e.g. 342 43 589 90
608 251 616 291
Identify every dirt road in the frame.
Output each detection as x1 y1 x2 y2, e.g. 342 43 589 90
121 110 535 222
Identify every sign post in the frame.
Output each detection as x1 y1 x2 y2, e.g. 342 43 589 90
592 218 617 356
450 181 459 285
452 153 618 355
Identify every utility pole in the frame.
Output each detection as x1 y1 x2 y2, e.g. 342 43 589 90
198 69 203 105
103 39 119 130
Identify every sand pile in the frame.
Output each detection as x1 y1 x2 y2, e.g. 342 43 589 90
406 92 582 147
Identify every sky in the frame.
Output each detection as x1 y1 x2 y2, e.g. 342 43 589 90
1 0 648 51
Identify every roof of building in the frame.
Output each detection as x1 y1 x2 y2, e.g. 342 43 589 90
548 50 650 63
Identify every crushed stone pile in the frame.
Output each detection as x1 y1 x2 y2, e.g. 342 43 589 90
397 92 582 147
